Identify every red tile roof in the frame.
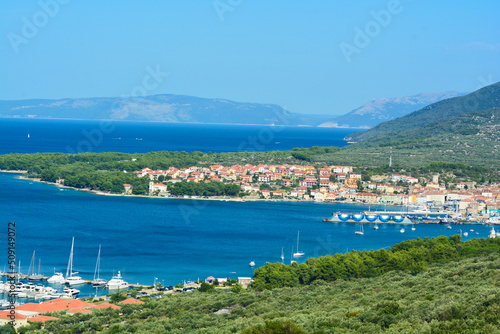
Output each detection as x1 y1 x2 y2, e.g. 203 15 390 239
89 303 121 310
16 298 94 313
27 315 59 323
120 298 145 305
0 310 27 320
67 307 92 314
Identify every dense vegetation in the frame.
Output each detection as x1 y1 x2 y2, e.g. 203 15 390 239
252 235 500 290
355 162 500 184
1 143 498 196
348 81 500 142
10 236 500 333
0 147 340 195
168 181 240 197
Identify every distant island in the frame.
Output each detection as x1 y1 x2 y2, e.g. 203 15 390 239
0 91 465 128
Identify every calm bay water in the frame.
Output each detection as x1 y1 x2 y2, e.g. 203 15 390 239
0 172 489 291
0 119 489 295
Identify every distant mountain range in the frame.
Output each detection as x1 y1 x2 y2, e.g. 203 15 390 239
0 91 466 128
347 82 500 142
0 95 330 126
319 92 466 129
327 81 500 168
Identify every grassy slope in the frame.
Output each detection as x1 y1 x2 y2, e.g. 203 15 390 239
23 253 500 334
348 82 500 143
314 108 500 169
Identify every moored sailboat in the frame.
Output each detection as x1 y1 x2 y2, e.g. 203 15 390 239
92 245 107 287
292 231 304 257
355 224 364 235
28 251 43 281
65 237 85 286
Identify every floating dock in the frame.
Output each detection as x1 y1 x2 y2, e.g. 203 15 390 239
323 212 413 224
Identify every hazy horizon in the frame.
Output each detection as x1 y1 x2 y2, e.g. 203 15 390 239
1 1 499 115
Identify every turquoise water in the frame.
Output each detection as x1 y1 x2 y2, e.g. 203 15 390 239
0 172 489 290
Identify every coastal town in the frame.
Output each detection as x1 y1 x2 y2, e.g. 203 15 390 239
122 163 500 220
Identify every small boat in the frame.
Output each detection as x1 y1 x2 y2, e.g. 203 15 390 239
470 229 474 232
249 261 255 267
355 224 364 235
290 247 297 264
106 271 129 290
400 228 405 233
463 232 468 237
280 247 284 264
373 224 379 230
92 245 107 287
447 225 452 230
292 231 304 257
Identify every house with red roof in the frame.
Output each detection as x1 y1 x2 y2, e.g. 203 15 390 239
0 310 28 329
88 303 121 310
120 298 145 305
16 298 94 316
27 315 59 324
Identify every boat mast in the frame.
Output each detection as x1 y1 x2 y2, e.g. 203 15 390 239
66 237 74 278
94 244 101 281
30 251 35 276
297 231 300 252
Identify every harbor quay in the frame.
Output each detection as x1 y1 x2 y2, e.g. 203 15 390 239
323 210 500 225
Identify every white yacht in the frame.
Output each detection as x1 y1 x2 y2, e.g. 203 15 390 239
400 228 405 233
106 271 129 290
66 274 85 286
488 227 497 239
63 286 80 297
47 272 66 284
249 261 255 267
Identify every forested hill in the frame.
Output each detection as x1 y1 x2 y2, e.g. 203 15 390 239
355 107 500 147
347 81 500 142
11 236 500 333
312 107 500 168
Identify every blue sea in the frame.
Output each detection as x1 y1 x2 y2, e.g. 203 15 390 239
0 172 489 293
0 119 489 297
0 118 357 154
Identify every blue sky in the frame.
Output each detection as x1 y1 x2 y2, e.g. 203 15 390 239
1 0 499 115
